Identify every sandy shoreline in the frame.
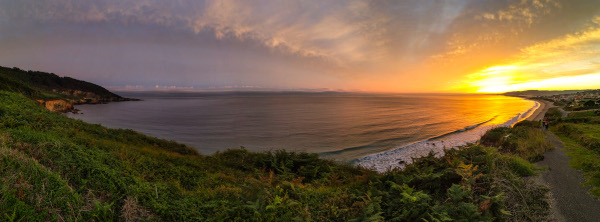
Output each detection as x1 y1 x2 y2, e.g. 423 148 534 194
526 99 554 121
358 97 547 172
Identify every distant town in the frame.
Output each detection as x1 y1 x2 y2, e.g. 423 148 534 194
504 89 600 111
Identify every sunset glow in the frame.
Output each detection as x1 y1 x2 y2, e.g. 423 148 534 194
456 15 600 93
1 1 600 93
476 73 600 93
4 2 600 219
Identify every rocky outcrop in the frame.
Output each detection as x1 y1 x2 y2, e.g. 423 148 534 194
42 100 73 112
35 90 139 112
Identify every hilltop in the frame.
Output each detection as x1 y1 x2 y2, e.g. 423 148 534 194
503 90 586 98
0 66 135 112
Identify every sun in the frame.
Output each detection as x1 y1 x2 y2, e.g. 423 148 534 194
460 64 600 93
460 65 521 93
477 84 515 93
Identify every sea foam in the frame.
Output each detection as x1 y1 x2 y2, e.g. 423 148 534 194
355 100 540 172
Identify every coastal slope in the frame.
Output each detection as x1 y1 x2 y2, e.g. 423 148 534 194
0 66 133 112
539 107 600 221
0 67 552 221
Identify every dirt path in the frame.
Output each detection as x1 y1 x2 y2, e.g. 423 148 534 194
535 133 600 221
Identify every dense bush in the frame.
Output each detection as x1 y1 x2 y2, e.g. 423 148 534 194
544 107 563 122
480 127 511 148
514 120 541 128
480 124 553 162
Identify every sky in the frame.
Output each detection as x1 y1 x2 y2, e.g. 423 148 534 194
1 0 600 93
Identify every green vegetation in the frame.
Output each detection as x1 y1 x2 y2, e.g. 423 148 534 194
563 100 600 111
544 107 563 122
0 66 122 101
0 91 551 221
554 134 600 197
0 67 553 221
552 111 600 197
481 121 553 162
559 110 600 124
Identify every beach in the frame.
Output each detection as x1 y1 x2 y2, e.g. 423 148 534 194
526 99 554 121
356 96 539 172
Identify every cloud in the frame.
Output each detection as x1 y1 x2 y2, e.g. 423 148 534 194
1 0 600 92
456 16 600 92
507 16 600 78
0 0 470 71
432 0 562 62
476 0 560 25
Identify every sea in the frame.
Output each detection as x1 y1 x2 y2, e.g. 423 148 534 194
65 92 538 172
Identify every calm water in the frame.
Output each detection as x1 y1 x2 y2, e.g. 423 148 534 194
65 92 536 163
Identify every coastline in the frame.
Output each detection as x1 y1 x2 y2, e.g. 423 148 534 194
357 97 543 172
526 99 554 121
0 89 554 221
69 93 545 173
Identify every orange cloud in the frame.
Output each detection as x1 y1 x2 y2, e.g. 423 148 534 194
450 15 600 93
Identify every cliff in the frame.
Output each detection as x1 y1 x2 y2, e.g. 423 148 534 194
0 66 137 112
37 99 74 112
0 66 121 99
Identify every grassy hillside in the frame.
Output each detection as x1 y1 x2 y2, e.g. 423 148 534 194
0 90 553 221
0 68 553 221
0 66 123 101
552 110 600 197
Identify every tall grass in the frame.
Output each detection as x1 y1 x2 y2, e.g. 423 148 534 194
552 113 600 198
480 121 554 162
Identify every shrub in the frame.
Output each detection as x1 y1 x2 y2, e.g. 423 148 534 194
557 124 580 136
480 125 552 161
504 155 536 177
480 127 510 148
514 120 540 128
544 107 563 122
